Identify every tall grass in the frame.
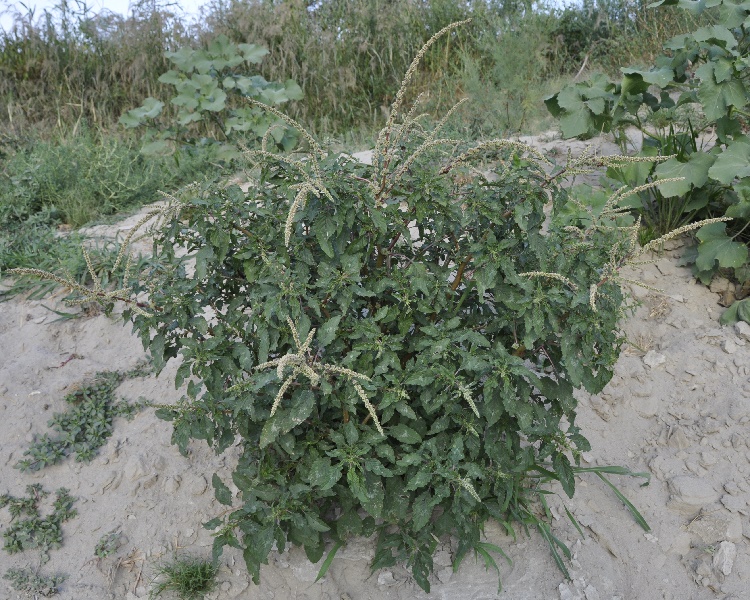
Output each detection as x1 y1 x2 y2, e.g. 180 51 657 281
0 0 708 139
0 0 192 137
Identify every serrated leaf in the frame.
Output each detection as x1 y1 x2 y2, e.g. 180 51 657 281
118 111 143 128
316 227 335 258
411 490 437 530
621 67 674 95
238 43 269 64
307 458 342 490
697 71 747 121
405 467 432 491
200 89 227 112
260 390 316 448
305 512 330 532
233 344 254 371
212 473 233 506
404 372 432 386
553 453 576 498
243 526 274 584
158 70 183 85
284 79 304 101
693 25 738 50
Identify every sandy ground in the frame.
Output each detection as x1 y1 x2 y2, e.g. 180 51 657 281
2 135 750 600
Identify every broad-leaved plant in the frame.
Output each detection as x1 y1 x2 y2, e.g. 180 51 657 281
546 0 750 323
119 34 303 158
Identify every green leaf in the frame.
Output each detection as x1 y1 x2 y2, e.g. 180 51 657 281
307 458 343 491
388 424 422 445
315 226 335 258
200 89 227 112
695 222 748 271
654 152 716 197
620 67 674 95
140 140 172 156
553 453 576 498
693 25 738 50
158 70 183 85
305 512 331 533
132 97 164 120
259 390 316 448
284 79 304 101
317 315 342 346
315 540 343 582
593 471 650 531
238 43 269 64
242 526 274 584
697 66 747 121
212 474 233 506
708 141 750 184
411 490 436 530
553 87 593 138
118 111 144 128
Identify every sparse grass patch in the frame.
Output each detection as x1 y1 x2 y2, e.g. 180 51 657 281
148 556 219 600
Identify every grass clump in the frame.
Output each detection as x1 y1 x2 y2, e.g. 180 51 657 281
15 366 150 472
3 567 66 598
0 129 215 301
0 128 216 229
0 485 77 563
148 557 219 600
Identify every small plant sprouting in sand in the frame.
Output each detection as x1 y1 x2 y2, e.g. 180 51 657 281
3 567 67 598
94 529 123 561
0 485 77 564
15 366 150 472
148 556 219 600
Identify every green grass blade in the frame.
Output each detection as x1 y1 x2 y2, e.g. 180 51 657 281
476 541 512 566
564 505 585 538
594 472 651 532
474 544 502 593
535 520 571 580
315 540 343 582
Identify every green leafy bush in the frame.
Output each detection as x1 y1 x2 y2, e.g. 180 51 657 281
119 34 303 157
13 24 674 592
546 0 750 307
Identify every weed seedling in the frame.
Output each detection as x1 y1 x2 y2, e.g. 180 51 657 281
94 529 122 560
148 556 219 600
3 567 66 598
0 486 77 563
15 366 150 471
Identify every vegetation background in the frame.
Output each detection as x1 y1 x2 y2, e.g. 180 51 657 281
0 0 704 286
